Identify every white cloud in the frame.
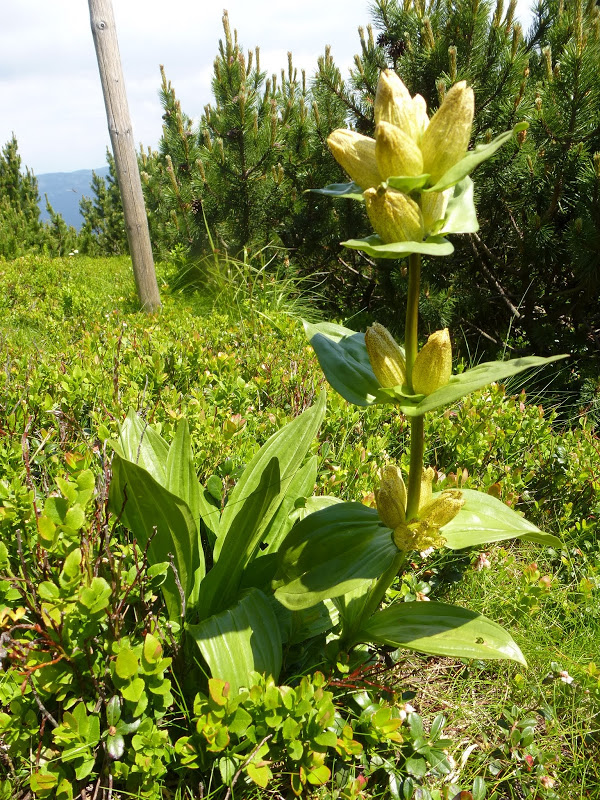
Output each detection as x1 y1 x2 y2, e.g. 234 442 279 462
0 0 535 175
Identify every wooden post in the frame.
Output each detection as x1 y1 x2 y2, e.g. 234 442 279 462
88 0 161 311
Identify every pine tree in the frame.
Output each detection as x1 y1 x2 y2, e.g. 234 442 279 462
79 150 128 256
314 0 600 364
42 197 79 257
141 13 365 291
0 135 43 258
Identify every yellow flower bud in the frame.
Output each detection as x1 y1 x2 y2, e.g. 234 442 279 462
375 465 407 529
374 70 419 140
393 487 463 552
419 489 465 529
421 81 474 183
327 129 382 190
375 121 424 178
364 186 424 244
412 329 452 395
418 467 436 516
420 189 452 234
393 521 446 553
365 322 406 388
412 94 429 140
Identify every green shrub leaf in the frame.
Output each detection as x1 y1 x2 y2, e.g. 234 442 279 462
115 649 138 680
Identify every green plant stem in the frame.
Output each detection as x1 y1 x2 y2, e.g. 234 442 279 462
404 252 421 393
405 415 425 520
404 252 424 520
340 550 407 649
342 253 424 648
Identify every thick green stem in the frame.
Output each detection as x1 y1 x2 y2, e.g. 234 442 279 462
404 252 425 520
342 253 425 649
405 414 425 520
342 551 406 649
404 252 421 392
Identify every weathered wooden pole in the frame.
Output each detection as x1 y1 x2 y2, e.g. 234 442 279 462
88 0 161 311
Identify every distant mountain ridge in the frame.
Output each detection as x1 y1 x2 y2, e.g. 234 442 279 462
37 167 110 229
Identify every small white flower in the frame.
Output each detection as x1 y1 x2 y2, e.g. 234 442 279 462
474 552 491 571
420 547 435 558
558 670 574 684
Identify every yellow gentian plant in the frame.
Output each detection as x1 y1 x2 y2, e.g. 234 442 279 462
275 70 566 665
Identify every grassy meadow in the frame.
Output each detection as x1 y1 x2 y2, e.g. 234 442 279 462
1 253 599 799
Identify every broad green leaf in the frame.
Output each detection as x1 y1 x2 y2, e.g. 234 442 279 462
391 354 568 416
78 577 111 614
332 581 378 632
287 599 339 644
247 761 273 788
386 174 430 192
438 176 479 235
239 553 279 593
341 234 454 259
202 394 326 618
61 547 82 580
216 392 325 551
113 410 169 486
304 321 387 407
357 601 526 665
311 181 364 200
261 456 318 556
219 755 237 785
187 588 282 694
165 418 201 529
274 503 398 610
106 733 125 761
30 773 58 792
166 418 206 597
290 494 342 523
425 122 528 192
440 489 561 549
75 469 96 506
121 677 145 703
64 505 85 531
115 649 138 680
143 633 163 664
306 764 331 786
109 453 196 621
199 457 281 618
106 696 121 727
39 581 60 601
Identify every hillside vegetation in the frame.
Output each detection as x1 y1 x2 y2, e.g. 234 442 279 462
0 253 599 798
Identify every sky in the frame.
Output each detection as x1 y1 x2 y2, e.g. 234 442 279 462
1 1 535 176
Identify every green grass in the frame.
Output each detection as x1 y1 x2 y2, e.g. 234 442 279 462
1 254 599 799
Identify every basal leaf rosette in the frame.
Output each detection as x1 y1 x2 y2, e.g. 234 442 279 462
315 69 527 258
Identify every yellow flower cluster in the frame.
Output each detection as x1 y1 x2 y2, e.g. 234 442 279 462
375 465 464 553
327 70 474 243
365 322 452 396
